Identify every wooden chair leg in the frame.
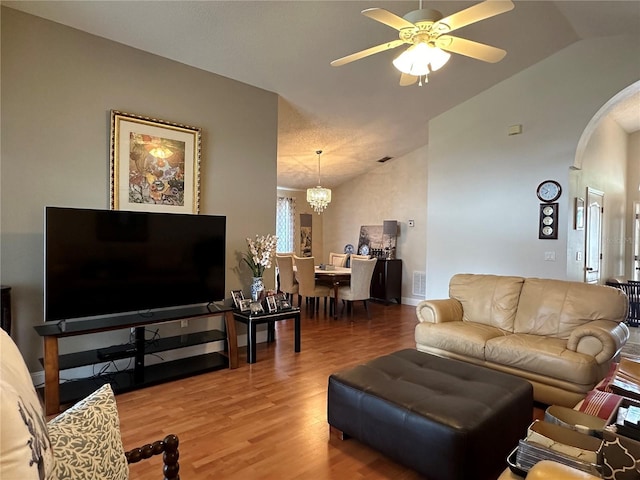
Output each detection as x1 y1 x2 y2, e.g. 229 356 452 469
363 300 370 318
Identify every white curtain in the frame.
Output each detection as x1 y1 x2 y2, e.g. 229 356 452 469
276 196 296 253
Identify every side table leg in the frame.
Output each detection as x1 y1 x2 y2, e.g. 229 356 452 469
224 311 238 369
294 313 301 353
43 336 60 416
248 321 257 364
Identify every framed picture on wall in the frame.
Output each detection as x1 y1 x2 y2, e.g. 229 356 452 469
110 110 202 214
575 197 585 230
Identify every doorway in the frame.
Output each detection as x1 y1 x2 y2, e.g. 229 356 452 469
633 202 640 281
585 187 604 284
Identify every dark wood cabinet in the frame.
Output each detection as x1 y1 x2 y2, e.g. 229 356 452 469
370 259 402 305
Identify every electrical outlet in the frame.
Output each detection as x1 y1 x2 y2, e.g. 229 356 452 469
181 320 188 328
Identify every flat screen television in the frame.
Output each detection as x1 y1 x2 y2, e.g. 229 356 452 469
45 207 226 322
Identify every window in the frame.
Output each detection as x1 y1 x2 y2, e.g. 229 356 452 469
276 196 296 253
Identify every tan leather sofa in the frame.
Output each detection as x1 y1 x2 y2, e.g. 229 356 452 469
415 274 629 407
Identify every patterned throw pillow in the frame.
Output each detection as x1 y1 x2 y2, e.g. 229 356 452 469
0 329 53 480
47 383 128 480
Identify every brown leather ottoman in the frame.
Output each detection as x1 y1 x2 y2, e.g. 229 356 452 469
327 349 533 480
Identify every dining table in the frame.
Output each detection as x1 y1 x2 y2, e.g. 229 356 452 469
314 266 351 319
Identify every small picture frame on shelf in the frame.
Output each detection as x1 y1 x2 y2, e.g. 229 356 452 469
231 290 244 309
239 298 252 312
266 295 278 313
250 301 264 315
278 298 292 310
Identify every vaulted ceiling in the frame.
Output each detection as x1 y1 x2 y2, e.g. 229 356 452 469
5 1 640 190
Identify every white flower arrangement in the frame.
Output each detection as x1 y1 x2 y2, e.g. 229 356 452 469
242 234 278 277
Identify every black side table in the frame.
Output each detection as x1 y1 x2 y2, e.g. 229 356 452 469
1 286 11 335
232 307 301 363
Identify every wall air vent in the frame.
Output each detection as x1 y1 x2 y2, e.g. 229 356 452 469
377 156 393 163
413 271 426 297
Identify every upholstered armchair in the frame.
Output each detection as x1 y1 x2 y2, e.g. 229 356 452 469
328 252 348 267
0 329 180 480
294 255 331 313
276 254 300 307
498 460 600 479
337 257 377 316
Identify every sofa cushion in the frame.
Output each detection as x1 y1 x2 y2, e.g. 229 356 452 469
450 274 524 332
0 329 53 480
513 278 628 339
47 383 128 480
415 320 507 359
486 334 600 385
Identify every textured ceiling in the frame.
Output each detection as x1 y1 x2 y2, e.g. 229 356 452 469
5 1 640 190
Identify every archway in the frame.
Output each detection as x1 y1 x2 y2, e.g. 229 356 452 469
568 80 640 282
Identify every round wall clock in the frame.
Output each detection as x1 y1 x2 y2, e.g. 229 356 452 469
536 180 562 203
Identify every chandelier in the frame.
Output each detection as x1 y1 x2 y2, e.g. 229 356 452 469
306 150 331 214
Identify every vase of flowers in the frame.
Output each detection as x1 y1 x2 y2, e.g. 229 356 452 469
242 234 278 301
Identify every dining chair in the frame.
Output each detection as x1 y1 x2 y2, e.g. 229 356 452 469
328 252 348 267
293 255 331 314
275 254 300 307
337 257 377 317
350 254 370 261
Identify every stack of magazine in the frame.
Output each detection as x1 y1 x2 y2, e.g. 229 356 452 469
513 420 602 476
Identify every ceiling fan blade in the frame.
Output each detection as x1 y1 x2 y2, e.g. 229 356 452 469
436 35 507 63
434 0 514 33
331 39 404 67
361 8 416 31
399 73 418 86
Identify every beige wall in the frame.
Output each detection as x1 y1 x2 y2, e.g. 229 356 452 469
1 8 278 371
426 34 639 298
627 131 640 278
321 146 428 305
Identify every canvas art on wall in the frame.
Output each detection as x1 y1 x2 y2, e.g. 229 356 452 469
110 110 202 214
300 214 312 257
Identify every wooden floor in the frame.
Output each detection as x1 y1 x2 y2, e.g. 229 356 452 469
116 301 534 479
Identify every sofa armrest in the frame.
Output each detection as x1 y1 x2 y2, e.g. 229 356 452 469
416 299 463 324
567 320 630 364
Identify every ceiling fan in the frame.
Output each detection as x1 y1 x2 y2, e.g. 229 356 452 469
331 0 515 86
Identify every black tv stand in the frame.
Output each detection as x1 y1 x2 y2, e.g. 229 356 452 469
34 305 237 415
97 343 137 361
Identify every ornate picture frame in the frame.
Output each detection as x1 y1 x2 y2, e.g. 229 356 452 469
110 110 201 213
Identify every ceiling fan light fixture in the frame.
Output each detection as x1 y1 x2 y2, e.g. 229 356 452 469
392 43 451 76
306 150 332 214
